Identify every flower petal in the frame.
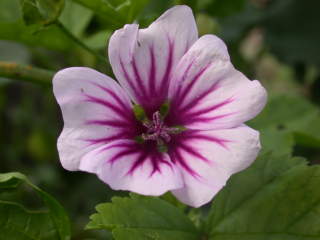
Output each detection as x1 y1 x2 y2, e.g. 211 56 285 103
168 35 267 130
108 5 198 114
169 125 260 207
53 67 136 171
79 140 184 196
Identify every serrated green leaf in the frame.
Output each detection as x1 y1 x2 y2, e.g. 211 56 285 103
86 195 200 240
0 172 71 240
206 152 320 239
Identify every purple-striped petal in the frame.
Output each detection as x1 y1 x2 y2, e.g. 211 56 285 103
168 35 267 130
169 125 260 207
108 5 198 115
53 67 137 171
79 140 183 196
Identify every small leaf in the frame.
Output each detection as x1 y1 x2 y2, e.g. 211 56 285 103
0 172 71 240
86 194 200 240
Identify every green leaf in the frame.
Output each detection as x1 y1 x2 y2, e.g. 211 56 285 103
249 94 320 148
206 152 320 239
0 172 71 240
0 201 60 240
86 194 200 240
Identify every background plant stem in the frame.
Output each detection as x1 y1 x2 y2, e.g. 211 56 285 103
0 61 54 86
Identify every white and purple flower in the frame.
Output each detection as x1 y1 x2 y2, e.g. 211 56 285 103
53 6 267 207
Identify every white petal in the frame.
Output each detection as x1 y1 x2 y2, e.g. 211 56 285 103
80 140 184 196
168 35 267 130
53 67 135 171
108 5 198 113
170 125 260 207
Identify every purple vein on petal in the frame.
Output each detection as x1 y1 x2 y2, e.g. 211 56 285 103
179 81 220 112
86 119 130 127
185 97 234 118
94 141 137 156
159 36 174 95
83 94 129 120
149 154 161 177
126 153 148 176
169 148 200 179
107 147 138 165
176 62 212 105
148 45 156 97
89 82 131 113
173 58 196 97
119 56 141 101
84 131 131 146
178 143 210 163
131 56 148 98
188 112 236 125
157 156 173 171
186 132 231 150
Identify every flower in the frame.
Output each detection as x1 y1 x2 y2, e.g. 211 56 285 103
53 5 267 207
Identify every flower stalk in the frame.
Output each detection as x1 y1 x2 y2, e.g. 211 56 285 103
0 61 54 86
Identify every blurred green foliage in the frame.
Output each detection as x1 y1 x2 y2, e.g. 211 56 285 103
0 0 320 239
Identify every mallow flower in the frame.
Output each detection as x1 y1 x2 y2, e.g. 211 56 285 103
53 5 267 207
